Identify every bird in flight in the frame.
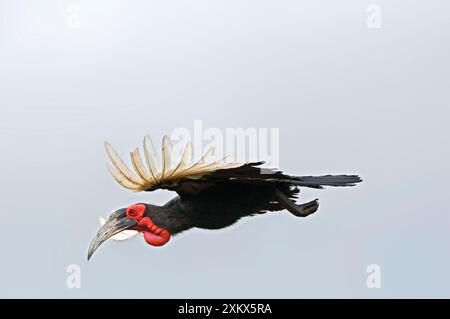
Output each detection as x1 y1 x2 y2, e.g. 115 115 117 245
88 135 362 260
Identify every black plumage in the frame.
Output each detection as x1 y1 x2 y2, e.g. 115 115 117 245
87 136 362 260
145 162 361 235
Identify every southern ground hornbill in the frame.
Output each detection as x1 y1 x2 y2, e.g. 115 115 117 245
88 135 362 260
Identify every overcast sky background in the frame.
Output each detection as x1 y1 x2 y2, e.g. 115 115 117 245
0 0 449 298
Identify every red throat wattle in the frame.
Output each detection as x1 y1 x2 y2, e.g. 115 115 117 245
137 217 171 246
126 204 171 247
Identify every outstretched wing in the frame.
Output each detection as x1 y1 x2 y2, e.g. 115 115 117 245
105 135 245 195
105 135 361 197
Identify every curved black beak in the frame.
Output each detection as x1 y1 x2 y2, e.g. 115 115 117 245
87 208 137 260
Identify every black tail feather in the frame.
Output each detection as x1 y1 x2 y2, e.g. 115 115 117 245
294 175 362 188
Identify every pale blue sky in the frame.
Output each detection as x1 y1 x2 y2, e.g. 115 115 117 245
0 0 449 298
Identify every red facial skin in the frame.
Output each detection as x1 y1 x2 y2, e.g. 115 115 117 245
126 204 171 247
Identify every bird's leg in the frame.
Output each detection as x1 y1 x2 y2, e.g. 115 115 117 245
273 187 319 217
296 199 319 217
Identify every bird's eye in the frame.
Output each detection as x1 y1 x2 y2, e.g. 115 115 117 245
126 204 146 219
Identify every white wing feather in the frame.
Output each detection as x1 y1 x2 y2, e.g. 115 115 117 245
143 135 161 180
105 136 245 191
130 148 152 182
161 135 175 179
